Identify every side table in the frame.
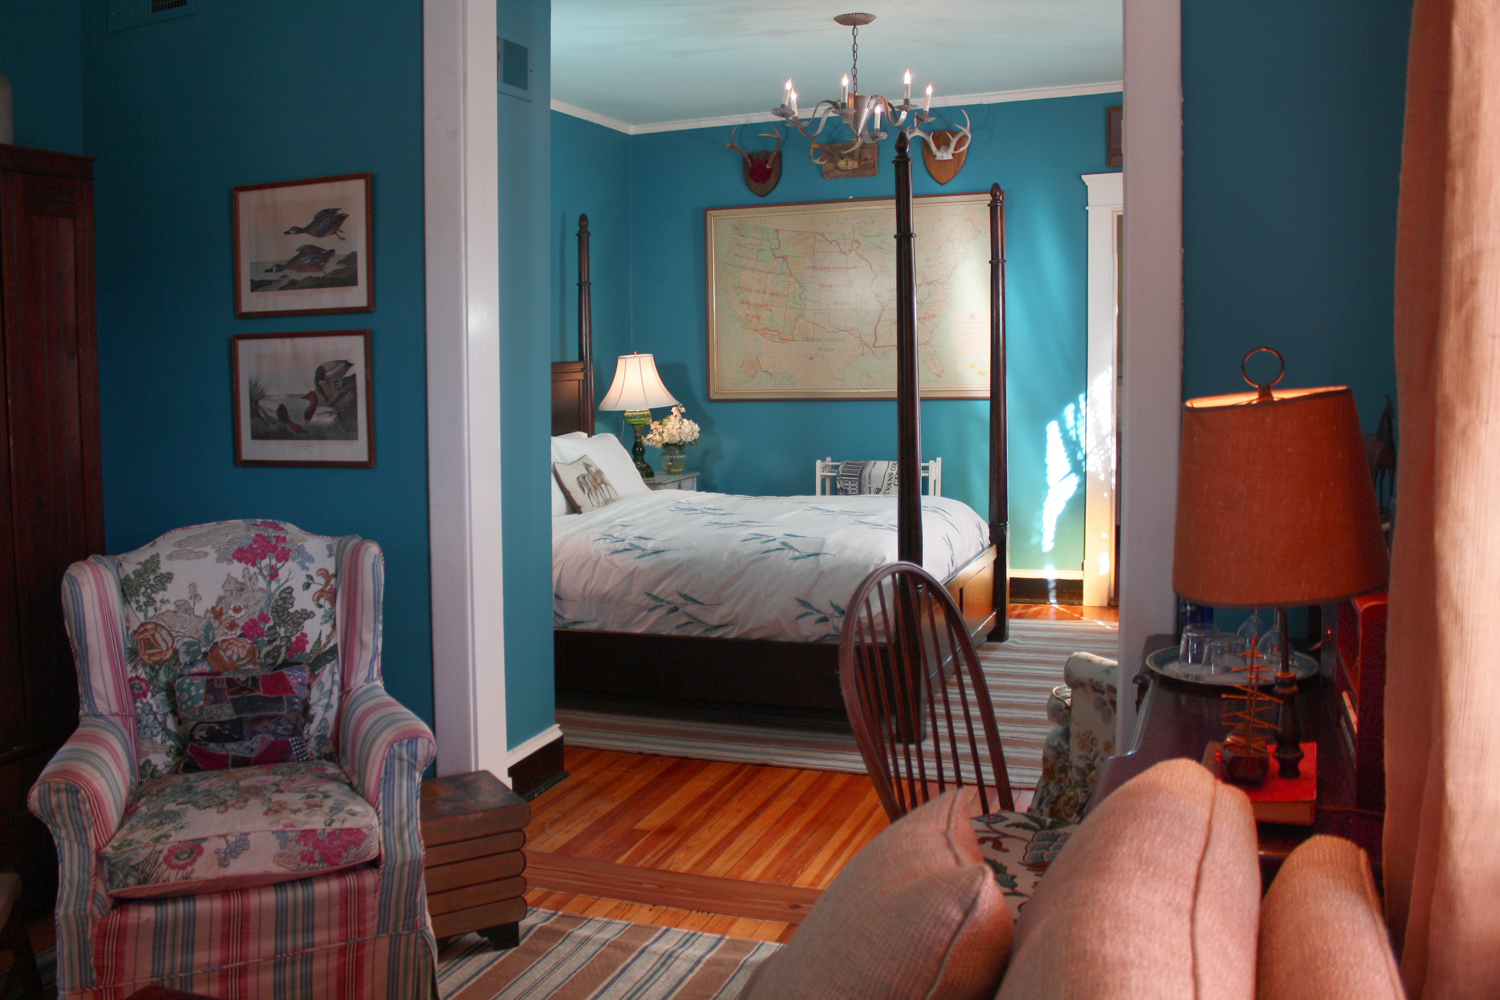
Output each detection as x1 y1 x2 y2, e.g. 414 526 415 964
644 471 698 491
1093 635 1383 886
420 770 530 948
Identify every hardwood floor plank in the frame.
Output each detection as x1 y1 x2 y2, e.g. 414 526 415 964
525 852 822 924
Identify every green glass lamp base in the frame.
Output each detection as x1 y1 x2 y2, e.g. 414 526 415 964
624 409 654 478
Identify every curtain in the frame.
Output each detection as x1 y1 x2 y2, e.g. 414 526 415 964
1385 0 1500 996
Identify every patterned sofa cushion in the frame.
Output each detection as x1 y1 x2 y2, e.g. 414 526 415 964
175 665 312 772
100 760 381 900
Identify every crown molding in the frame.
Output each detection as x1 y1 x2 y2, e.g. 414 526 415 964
551 80 1124 136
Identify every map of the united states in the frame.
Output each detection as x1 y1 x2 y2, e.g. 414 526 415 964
707 193 993 399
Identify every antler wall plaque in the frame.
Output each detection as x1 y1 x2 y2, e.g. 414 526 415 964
727 126 784 197
921 110 972 185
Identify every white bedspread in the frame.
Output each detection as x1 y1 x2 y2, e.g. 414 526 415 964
553 491 991 642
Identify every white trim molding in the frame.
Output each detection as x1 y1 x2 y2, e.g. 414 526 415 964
551 80 1125 136
423 0 509 781
1118 0 1183 748
1082 171 1123 609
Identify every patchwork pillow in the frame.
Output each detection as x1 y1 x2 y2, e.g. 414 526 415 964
554 457 621 513
174 665 311 772
100 759 381 900
742 790 1013 1000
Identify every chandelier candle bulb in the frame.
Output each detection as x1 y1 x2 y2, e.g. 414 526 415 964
924 83 933 114
842 74 850 103
790 89 798 117
904 70 911 101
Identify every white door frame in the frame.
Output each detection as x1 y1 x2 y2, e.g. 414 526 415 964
1082 171 1123 609
1117 0 1184 749
423 0 509 779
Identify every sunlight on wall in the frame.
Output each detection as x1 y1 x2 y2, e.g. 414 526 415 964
1041 406 1083 555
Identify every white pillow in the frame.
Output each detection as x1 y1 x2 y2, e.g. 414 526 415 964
551 432 649 497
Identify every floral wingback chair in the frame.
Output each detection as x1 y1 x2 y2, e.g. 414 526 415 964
28 520 437 1000
1031 652 1119 824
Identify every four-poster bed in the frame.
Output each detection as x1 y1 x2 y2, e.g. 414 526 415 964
550 135 1010 713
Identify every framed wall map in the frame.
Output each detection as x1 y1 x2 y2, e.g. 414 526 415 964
705 191 998 400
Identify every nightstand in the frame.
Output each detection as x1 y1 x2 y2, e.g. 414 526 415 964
645 471 698 491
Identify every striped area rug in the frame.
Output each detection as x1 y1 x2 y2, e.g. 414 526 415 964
438 909 778 1000
558 618 1120 789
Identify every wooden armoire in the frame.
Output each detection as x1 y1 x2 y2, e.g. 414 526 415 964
0 145 103 904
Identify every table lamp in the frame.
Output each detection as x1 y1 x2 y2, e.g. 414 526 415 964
1172 348 1389 784
599 353 678 479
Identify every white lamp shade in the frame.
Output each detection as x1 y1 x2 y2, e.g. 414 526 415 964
598 353 678 411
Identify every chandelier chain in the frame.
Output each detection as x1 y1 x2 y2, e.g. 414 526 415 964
850 26 859 94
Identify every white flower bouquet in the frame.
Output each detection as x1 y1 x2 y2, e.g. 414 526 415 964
643 404 700 448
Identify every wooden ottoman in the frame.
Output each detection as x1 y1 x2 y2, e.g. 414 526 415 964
420 770 530 948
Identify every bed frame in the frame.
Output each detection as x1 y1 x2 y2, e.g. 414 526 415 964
551 138 1010 713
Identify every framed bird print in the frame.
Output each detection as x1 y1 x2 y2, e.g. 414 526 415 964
232 173 373 317
231 330 375 467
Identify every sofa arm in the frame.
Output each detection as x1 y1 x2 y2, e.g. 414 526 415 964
27 713 137 994
1062 652 1118 787
340 685 436 813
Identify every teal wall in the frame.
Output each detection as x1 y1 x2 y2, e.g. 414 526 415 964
77 1 436 725
498 1 557 750
553 94 1119 574
0 0 83 153
550 112 631 374
1181 1 1410 427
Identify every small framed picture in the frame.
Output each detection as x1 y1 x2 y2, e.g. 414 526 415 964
233 173 373 317
1106 106 1123 168
232 330 374 467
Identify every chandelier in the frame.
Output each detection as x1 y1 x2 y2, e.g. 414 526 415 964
772 12 970 163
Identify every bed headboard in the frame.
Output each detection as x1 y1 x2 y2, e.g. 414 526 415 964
552 214 595 435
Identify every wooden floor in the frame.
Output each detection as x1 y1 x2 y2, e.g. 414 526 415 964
523 602 1115 942
12 602 1117 957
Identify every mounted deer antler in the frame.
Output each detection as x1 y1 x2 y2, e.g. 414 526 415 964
920 110 972 185
921 109 971 161
728 125 785 197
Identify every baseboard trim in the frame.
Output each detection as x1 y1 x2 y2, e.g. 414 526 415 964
507 726 567 800
1010 577 1085 605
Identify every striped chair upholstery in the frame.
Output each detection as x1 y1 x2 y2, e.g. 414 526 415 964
29 520 437 1000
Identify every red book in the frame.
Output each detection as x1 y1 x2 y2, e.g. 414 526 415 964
1202 742 1317 825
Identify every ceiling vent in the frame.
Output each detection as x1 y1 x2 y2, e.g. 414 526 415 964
108 0 196 33
497 36 531 102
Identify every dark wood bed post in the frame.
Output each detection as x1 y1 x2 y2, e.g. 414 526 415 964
988 184 1010 641
893 133 922 566
577 214 596 434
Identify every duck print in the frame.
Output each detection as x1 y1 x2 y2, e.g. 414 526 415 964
284 208 348 240
265 245 337 274
255 396 307 434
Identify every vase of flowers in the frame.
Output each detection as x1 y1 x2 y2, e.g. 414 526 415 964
644 404 699 474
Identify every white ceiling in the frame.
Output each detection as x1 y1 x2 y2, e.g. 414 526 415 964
550 0 1124 132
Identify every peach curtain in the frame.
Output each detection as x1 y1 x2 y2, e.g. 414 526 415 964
1385 0 1500 996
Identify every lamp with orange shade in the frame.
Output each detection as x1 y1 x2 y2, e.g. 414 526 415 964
1173 348 1389 784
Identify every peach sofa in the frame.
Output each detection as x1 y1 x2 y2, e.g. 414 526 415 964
743 758 1405 1000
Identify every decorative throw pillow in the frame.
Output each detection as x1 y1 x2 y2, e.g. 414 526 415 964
551 432 650 496
174 665 312 772
554 456 621 513
742 790 1013 1000
836 459 900 495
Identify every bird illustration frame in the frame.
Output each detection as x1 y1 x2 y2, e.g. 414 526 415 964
232 330 375 467
232 173 374 317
